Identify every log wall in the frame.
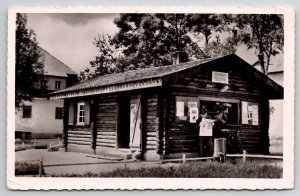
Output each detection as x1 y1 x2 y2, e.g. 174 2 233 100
143 92 161 152
164 66 270 155
68 126 92 146
96 95 118 148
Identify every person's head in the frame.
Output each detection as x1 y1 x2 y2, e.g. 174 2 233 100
200 106 207 118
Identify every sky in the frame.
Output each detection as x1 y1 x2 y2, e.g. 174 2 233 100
27 13 119 73
26 13 283 74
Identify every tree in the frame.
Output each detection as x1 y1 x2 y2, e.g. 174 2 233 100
204 35 238 58
79 34 129 81
185 14 226 47
88 14 271 79
15 13 44 108
113 13 206 67
234 14 284 74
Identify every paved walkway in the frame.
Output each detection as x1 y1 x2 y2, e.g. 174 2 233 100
15 149 178 175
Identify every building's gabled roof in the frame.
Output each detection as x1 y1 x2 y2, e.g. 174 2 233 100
39 46 77 77
50 54 283 100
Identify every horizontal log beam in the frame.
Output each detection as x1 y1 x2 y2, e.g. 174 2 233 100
68 134 91 138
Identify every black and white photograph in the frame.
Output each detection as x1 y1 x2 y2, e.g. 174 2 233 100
7 6 295 190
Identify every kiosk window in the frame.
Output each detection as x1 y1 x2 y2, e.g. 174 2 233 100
199 100 239 125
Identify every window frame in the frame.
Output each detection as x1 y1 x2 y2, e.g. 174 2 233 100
76 102 85 125
199 97 240 125
55 107 63 120
175 96 241 125
41 80 48 88
22 106 32 118
55 81 61 90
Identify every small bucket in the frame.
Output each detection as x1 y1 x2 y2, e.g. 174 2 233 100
213 138 226 158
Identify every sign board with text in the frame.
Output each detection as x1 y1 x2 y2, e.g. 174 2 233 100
212 71 229 84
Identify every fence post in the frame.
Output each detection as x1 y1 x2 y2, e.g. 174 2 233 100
39 157 44 177
124 156 127 170
182 154 186 164
242 150 246 164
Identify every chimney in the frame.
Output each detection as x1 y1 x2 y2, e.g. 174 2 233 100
173 51 189 64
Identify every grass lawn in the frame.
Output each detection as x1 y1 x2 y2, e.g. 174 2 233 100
15 161 41 176
49 161 282 178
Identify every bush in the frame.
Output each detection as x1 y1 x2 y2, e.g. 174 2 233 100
15 161 41 176
15 140 48 152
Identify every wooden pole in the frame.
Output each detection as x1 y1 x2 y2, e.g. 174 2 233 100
39 157 44 177
182 154 186 164
242 150 246 164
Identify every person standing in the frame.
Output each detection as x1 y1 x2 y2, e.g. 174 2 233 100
197 106 214 157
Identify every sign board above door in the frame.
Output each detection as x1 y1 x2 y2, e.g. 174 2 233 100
212 71 229 84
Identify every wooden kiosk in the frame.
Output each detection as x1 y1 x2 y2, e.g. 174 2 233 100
50 54 283 160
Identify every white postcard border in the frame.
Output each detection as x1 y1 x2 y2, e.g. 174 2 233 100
7 6 295 190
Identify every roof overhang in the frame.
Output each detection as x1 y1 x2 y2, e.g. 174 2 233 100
50 78 162 99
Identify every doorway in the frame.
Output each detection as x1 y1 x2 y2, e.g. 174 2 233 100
117 96 130 148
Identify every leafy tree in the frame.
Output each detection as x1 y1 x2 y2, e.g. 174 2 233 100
234 14 284 74
113 13 205 67
79 34 130 81
83 14 207 81
86 14 283 79
15 13 44 108
185 14 226 47
204 34 238 58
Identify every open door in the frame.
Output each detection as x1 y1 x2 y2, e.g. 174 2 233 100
117 96 130 148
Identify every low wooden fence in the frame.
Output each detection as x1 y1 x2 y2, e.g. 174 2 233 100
17 150 283 176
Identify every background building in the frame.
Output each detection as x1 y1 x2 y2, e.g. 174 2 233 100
15 46 77 139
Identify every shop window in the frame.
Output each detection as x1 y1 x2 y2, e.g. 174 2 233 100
199 100 239 125
241 101 259 125
22 106 32 118
55 107 63 119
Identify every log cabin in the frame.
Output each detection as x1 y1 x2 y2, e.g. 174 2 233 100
50 54 283 160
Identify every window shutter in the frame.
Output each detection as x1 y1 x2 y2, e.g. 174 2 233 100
84 101 91 125
68 102 74 125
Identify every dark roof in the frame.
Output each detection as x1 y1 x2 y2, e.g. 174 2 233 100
50 54 283 99
39 46 77 77
52 56 220 94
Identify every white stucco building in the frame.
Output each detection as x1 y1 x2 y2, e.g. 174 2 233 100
15 46 77 139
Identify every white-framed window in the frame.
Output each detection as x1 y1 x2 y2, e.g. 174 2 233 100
68 101 91 126
77 102 85 125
